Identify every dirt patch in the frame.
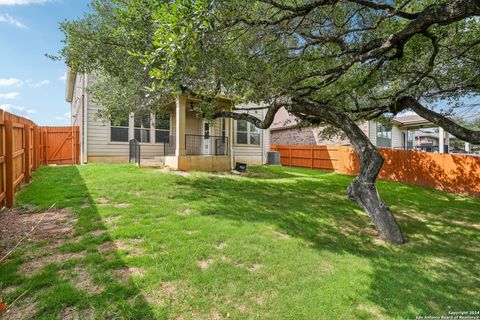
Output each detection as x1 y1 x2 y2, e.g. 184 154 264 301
98 197 109 204
196 258 213 271
1 285 19 295
61 267 104 295
144 281 179 306
104 215 121 225
114 203 131 209
214 242 227 250
98 239 144 257
20 252 85 274
247 263 262 272
114 267 146 283
155 168 190 177
177 208 192 216
61 306 96 320
90 229 106 236
2 298 37 320
0 209 77 259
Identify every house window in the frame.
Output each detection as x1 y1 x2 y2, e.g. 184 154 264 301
220 118 226 138
236 120 261 145
155 113 170 143
376 123 392 148
134 112 151 143
110 116 129 142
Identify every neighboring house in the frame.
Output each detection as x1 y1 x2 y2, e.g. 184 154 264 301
66 72 270 171
270 108 466 153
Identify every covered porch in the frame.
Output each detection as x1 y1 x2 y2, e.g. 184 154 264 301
135 95 234 171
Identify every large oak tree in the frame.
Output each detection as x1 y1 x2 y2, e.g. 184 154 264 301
58 0 480 244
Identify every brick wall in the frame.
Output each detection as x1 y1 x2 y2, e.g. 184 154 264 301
270 122 369 146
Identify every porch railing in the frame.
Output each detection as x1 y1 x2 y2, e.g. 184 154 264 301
158 135 176 156
129 139 140 165
185 134 229 156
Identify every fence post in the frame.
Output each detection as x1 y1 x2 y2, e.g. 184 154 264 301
5 119 14 208
24 124 31 183
33 126 38 170
311 147 314 169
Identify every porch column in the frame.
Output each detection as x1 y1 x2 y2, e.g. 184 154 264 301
465 142 471 153
439 127 445 153
175 95 187 156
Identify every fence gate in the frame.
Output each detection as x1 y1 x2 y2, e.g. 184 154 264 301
41 126 80 165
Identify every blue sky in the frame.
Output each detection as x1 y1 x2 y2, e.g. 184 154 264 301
0 0 89 125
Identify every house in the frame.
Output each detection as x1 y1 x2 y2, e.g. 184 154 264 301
270 108 472 153
66 72 270 171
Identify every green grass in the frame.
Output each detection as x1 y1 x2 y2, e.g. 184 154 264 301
1 164 479 319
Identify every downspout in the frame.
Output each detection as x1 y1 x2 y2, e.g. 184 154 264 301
83 74 88 164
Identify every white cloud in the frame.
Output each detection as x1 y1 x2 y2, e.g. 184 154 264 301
0 13 27 28
0 103 36 115
0 92 19 99
59 72 67 81
0 78 23 87
54 112 71 123
32 79 49 87
0 0 50 5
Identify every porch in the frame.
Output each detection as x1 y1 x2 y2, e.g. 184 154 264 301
130 95 234 171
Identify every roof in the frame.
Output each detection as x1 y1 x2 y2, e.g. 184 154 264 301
392 114 433 127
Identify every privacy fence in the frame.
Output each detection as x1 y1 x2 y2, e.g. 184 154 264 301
0 110 80 208
270 144 480 197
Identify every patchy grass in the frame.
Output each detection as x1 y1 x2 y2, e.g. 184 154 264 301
0 164 479 319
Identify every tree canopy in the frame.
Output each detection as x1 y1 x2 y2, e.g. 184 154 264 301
57 0 480 243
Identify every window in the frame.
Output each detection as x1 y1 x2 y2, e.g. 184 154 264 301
155 113 170 143
134 112 151 143
236 120 261 145
236 120 248 144
110 116 129 142
250 124 260 145
376 123 392 148
220 118 226 138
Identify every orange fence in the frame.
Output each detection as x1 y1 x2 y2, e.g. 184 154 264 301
0 110 80 208
271 144 480 197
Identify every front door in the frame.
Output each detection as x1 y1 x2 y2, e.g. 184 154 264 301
203 120 211 155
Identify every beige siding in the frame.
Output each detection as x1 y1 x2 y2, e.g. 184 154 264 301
233 105 267 165
392 125 404 149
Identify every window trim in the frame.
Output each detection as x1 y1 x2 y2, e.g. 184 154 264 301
376 122 392 148
134 112 152 144
109 117 130 143
154 112 172 144
234 119 262 146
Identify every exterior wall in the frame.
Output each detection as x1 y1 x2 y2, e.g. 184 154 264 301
391 125 404 149
70 74 86 163
270 121 369 147
232 105 268 166
72 75 268 167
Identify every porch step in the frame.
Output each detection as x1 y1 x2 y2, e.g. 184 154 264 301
140 158 165 167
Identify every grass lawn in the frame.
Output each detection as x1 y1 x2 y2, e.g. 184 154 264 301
0 164 479 319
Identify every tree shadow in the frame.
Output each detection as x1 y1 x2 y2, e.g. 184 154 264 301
175 166 480 319
1 166 156 319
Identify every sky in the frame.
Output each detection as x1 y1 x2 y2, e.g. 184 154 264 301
0 1 478 126
0 0 89 125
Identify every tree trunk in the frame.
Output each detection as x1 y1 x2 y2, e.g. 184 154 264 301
291 101 405 244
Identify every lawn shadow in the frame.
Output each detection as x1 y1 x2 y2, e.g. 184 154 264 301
1 165 156 319
176 166 480 319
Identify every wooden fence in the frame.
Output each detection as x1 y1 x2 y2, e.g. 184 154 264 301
0 110 80 208
270 144 480 197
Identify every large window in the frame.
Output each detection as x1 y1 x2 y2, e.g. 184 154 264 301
155 113 170 143
376 123 392 148
110 116 129 142
134 112 151 143
236 120 261 145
